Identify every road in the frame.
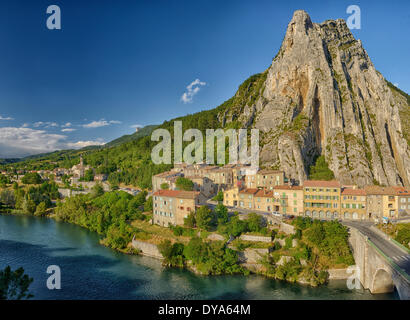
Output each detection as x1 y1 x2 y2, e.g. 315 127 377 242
342 221 410 275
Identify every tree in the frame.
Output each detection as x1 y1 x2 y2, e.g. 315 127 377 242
184 212 196 228
22 197 37 214
224 214 248 237
175 177 194 191
305 221 325 246
144 196 153 212
158 240 185 267
0 189 15 207
34 202 47 216
214 204 228 224
160 183 169 190
309 156 335 180
21 172 42 185
0 266 33 300
0 174 10 187
81 169 95 182
91 183 105 198
196 206 214 230
212 191 224 202
246 213 265 233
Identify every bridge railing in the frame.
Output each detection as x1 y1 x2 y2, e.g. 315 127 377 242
367 239 410 283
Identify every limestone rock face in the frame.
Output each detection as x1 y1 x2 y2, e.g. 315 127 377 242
222 10 410 187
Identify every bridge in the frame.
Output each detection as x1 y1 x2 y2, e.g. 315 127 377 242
345 222 410 299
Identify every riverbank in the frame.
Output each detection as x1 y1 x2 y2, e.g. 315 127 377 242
0 214 398 300
0 208 351 288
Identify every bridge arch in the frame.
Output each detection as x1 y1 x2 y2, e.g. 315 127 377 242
371 268 394 294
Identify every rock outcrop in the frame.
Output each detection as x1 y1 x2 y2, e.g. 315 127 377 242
220 10 410 187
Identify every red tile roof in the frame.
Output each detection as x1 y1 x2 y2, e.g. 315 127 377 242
254 189 274 197
364 186 397 195
392 186 410 196
342 188 366 196
258 169 284 175
304 180 341 188
275 185 303 190
239 188 259 195
153 189 200 199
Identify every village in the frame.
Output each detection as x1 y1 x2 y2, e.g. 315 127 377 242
0 155 140 198
151 162 410 228
2 157 410 229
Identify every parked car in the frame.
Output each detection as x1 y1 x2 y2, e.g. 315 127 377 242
272 212 281 217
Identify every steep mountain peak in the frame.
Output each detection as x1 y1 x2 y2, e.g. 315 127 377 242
288 10 313 33
221 10 410 188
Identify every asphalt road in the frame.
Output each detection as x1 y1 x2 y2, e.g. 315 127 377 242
342 221 410 275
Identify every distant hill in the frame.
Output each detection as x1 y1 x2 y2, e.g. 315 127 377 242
0 124 158 168
105 125 158 148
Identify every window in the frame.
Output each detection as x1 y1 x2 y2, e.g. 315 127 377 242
401 198 406 203
293 193 297 198
305 188 309 192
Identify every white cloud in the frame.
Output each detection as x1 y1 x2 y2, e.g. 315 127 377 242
394 83 399 88
66 140 105 148
61 128 76 132
33 121 58 128
0 127 105 158
0 127 67 158
62 122 72 128
83 119 122 128
181 78 206 104
130 124 142 128
0 115 14 120
21 123 29 128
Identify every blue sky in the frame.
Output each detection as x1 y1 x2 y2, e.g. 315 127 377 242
0 0 409 158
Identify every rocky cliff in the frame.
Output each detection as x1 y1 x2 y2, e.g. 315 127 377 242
220 10 410 187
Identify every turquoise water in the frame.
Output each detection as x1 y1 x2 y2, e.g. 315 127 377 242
0 214 398 300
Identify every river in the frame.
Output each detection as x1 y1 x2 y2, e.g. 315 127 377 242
0 214 398 300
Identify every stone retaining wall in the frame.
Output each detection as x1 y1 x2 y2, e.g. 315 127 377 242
131 238 163 259
328 268 350 280
279 222 296 235
239 234 272 242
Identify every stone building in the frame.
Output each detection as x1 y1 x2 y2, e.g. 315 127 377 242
71 156 91 179
245 169 285 189
184 175 216 198
303 180 341 219
341 188 367 220
152 170 183 191
152 190 204 227
274 185 304 216
394 187 410 217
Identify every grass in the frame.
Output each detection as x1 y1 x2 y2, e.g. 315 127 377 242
130 219 192 245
